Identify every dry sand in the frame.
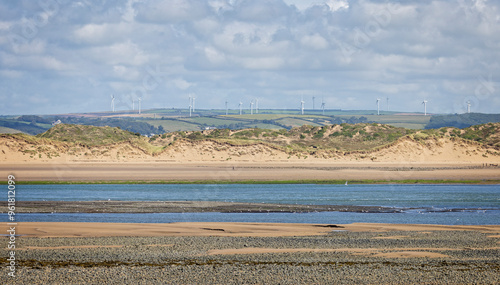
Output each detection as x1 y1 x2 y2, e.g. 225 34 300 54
2 161 500 182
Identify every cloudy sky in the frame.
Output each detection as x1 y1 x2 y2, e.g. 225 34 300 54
1 0 499 115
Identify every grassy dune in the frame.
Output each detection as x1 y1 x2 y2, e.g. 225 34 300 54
23 122 500 155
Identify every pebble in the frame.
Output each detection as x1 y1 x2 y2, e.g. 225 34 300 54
1 230 499 284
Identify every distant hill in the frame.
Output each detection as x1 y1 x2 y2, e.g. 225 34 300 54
0 116 165 136
0 119 48 135
425 113 500 129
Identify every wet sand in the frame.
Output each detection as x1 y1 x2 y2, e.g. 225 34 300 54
1 200 404 214
3 222 500 238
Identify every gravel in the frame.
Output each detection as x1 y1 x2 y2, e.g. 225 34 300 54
1 230 499 284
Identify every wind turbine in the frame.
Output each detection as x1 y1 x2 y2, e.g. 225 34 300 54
192 96 196 112
132 98 135 111
422 100 428 116
138 97 142 114
300 97 305 115
111 94 115 112
239 101 243 115
312 96 315 110
250 100 254 115
255 99 259 114
321 98 325 115
386 97 389 112
467 101 471 114
225 100 228 115
376 98 381 115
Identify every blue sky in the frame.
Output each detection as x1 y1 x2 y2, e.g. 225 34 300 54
0 0 499 115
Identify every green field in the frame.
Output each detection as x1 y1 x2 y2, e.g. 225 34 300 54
249 123 284 129
178 117 247 126
145 119 200 132
224 114 328 120
336 115 430 129
142 112 431 131
0 126 24 134
275 117 323 127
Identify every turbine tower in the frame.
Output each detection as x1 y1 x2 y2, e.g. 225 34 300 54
255 99 259 114
386 97 389 112
132 98 135 111
192 96 196 112
239 101 243 115
467 101 471 114
138 97 142 114
376 98 381 115
188 95 192 113
250 100 254 115
312 96 316 110
300 97 305 115
111 94 115 112
225 100 228 115
321 98 325 115
422 100 428 116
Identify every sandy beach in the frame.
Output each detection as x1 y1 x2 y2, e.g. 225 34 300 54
2 161 500 182
1 222 499 284
2 136 500 283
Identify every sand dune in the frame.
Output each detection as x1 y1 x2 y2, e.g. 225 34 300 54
1 134 499 182
1 134 499 164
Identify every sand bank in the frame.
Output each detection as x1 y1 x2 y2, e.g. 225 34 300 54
4 222 500 238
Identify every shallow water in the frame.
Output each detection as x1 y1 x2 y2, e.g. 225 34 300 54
11 184 500 225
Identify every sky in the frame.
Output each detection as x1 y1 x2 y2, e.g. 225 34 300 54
0 0 499 115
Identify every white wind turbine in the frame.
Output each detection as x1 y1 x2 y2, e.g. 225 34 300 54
239 101 243 115
422 99 428 116
225 100 228 115
111 94 115 112
312 96 316 110
132 98 135 111
138 97 142 114
386 97 389 112
376 98 381 115
255 99 259 114
300 97 305 115
321 98 325 115
467 101 471 114
250 100 254 115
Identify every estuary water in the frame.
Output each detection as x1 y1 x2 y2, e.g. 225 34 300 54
11 184 500 225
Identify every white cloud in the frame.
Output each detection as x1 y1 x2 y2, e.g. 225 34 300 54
113 65 140 81
204 46 226 65
2 0 500 115
326 0 349 12
171 78 193 90
135 0 209 23
87 41 149 66
301 33 329 50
